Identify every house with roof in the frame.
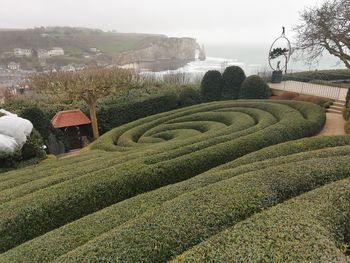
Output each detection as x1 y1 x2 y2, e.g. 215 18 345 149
51 109 92 149
14 48 33 58
48 47 64 57
8 62 20 71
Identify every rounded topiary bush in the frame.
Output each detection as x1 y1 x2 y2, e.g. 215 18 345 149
200 70 222 102
222 66 246 99
239 75 271 99
178 87 202 107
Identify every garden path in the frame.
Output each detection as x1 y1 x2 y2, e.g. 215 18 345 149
317 113 346 136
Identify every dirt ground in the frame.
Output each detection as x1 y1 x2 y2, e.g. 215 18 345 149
318 113 346 136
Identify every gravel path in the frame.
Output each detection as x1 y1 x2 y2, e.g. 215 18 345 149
318 113 346 136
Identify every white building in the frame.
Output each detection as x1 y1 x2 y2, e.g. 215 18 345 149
14 48 33 58
48 47 64 57
61 64 85 72
89 47 100 53
37 49 50 58
7 62 20 71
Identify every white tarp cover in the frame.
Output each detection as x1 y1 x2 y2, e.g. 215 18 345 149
0 109 33 156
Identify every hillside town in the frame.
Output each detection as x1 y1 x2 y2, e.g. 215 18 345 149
0 46 101 99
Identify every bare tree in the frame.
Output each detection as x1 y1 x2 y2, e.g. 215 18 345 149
294 0 350 68
30 67 133 139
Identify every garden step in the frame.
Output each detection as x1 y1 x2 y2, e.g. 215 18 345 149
333 101 346 107
326 109 343 114
329 105 344 111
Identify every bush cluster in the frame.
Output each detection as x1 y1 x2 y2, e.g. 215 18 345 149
239 75 271 99
0 100 325 254
200 68 270 101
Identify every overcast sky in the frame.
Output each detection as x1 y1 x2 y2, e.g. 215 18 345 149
0 0 322 44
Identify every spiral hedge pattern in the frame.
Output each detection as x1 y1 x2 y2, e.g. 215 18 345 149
0 100 334 262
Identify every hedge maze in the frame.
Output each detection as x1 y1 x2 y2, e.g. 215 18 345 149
1 99 348 262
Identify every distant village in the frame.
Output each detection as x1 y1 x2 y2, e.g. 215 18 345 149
0 46 103 103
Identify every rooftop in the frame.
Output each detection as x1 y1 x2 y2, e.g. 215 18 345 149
51 109 91 128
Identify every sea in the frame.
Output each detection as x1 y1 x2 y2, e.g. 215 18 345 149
150 43 346 79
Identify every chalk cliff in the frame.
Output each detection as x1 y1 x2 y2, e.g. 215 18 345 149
115 37 200 65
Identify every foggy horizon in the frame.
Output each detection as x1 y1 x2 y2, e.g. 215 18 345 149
0 0 323 45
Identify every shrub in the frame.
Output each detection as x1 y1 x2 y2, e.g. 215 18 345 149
178 87 202 107
239 75 271 99
283 69 350 82
0 101 325 253
269 95 281 100
97 93 180 133
200 70 222 102
19 107 68 154
345 121 350 134
279 91 300 100
293 95 329 106
222 66 246 99
0 129 47 172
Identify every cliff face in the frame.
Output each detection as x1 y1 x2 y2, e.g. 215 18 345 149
116 37 199 65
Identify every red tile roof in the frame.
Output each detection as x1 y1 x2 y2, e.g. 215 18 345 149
51 109 91 128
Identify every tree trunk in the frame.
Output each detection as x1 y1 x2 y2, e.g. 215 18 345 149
88 98 99 140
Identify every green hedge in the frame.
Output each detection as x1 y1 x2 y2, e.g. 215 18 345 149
222 66 246 99
3 135 349 262
283 69 350 82
239 75 271 99
0 100 324 253
200 70 222 102
97 93 179 133
53 147 350 262
0 101 325 254
174 178 350 262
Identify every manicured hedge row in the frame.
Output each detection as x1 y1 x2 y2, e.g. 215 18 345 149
174 177 350 262
97 93 180 133
283 69 350 82
0 100 325 253
50 151 350 262
2 135 349 262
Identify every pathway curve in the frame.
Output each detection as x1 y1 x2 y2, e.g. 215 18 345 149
317 113 346 136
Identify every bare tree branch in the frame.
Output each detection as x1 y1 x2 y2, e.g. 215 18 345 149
293 0 350 69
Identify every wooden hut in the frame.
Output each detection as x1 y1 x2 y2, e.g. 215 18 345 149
51 109 92 149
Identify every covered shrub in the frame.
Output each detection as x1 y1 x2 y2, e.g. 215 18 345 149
21 129 46 160
222 66 246 99
239 75 271 99
0 129 46 171
200 70 222 102
19 107 67 154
